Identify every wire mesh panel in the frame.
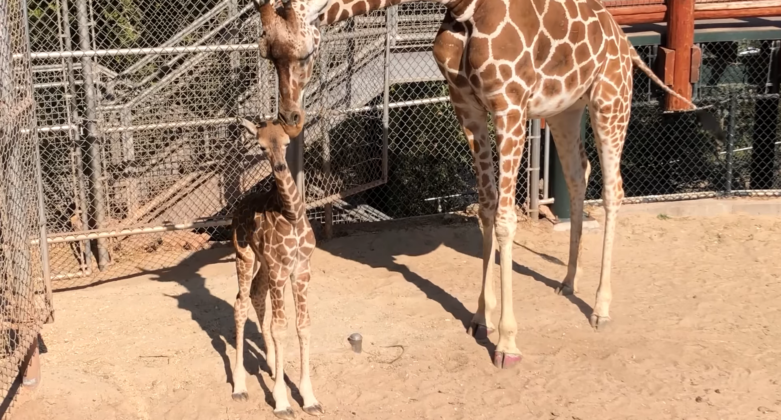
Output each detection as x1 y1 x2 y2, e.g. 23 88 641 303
1 0 49 414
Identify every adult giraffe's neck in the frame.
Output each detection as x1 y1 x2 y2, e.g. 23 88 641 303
273 164 305 221
312 0 477 26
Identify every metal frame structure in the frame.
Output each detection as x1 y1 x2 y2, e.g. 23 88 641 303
1 0 780 412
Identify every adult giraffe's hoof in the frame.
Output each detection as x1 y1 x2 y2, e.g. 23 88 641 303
273 407 296 420
467 323 494 342
590 314 611 331
493 351 522 369
231 391 249 401
556 283 577 296
303 403 325 416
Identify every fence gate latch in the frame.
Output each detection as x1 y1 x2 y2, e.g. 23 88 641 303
690 45 702 84
656 47 675 86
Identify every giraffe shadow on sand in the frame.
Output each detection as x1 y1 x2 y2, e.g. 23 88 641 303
316 217 593 359
141 247 306 410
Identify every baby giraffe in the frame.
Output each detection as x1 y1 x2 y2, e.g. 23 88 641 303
231 118 323 419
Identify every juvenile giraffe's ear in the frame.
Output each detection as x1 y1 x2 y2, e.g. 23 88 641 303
239 119 258 136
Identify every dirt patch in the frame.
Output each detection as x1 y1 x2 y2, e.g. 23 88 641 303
11 210 781 420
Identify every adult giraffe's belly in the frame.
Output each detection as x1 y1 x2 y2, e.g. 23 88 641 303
526 76 593 119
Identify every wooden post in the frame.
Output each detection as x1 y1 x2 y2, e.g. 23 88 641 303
665 0 696 111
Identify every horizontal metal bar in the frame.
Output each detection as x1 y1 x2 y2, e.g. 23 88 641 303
17 43 259 59
21 123 78 134
17 29 387 60
100 115 273 133
330 96 450 114
31 219 232 245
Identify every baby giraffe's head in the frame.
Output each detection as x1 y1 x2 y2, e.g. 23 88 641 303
240 118 290 174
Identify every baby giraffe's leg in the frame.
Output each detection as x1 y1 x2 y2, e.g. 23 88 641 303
249 258 274 378
292 261 323 416
231 226 254 401
269 269 294 419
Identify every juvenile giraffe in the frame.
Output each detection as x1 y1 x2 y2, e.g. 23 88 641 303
254 0 724 368
231 118 323 419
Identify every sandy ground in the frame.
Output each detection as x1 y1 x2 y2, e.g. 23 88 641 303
11 207 781 420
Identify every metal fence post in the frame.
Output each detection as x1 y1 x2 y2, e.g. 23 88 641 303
382 6 396 183
726 93 737 195
319 46 333 239
529 119 541 221
76 0 110 270
61 0 93 274
21 0 54 323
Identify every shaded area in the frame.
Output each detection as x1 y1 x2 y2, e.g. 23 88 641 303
317 217 593 357
137 247 306 410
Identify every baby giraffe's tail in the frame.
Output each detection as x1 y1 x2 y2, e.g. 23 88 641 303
629 47 726 144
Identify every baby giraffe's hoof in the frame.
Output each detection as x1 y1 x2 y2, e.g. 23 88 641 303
273 407 296 420
468 323 494 342
493 351 522 369
303 403 325 416
590 314 611 332
231 392 248 402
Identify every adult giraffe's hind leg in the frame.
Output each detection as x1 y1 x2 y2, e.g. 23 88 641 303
433 15 497 344
587 67 631 331
546 103 591 296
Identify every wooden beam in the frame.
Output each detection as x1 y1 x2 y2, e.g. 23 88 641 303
695 1 781 11
665 0 695 111
612 6 781 26
614 12 666 25
608 5 667 16
694 6 781 20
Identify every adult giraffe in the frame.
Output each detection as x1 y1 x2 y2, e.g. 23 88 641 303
255 0 724 369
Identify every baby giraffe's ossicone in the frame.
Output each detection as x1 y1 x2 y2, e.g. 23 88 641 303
230 118 322 419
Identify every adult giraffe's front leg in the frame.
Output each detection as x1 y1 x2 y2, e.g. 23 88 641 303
490 106 527 369
433 17 497 343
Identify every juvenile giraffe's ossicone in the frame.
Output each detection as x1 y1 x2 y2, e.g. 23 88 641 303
256 0 726 369
231 118 323 418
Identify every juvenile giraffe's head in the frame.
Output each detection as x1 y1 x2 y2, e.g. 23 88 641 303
240 118 291 173
255 0 321 137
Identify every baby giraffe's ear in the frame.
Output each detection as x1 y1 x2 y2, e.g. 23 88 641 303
239 118 258 136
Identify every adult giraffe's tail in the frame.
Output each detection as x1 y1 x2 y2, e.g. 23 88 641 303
629 47 726 144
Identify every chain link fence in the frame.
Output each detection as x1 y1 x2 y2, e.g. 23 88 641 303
18 2 781 291
1 0 51 416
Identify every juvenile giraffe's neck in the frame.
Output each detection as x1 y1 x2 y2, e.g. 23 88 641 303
311 0 477 26
272 164 305 221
